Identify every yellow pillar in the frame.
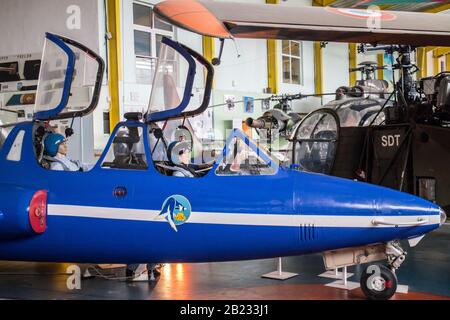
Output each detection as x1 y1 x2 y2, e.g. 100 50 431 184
424 49 430 77
202 36 215 88
267 39 278 94
349 44 357 86
377 54 384 80
266 0 279 94
106 0 121 133
417 48 425 79
314 42 323 95
446 54 450 72
202 36 215 63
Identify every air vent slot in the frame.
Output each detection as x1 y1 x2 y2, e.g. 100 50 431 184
299 224 315 242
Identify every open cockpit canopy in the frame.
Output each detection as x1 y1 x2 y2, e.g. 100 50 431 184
33 33 104 121
146 37 213 122
154 0 450 46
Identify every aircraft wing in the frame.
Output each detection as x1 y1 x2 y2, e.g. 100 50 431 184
154 0 450 46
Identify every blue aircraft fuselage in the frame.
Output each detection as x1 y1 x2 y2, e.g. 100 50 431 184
0 121 443 264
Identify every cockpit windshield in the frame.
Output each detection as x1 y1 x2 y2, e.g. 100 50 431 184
215 130 278 176
0 119 14 150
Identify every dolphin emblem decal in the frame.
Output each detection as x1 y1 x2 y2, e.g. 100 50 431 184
157 195 192 232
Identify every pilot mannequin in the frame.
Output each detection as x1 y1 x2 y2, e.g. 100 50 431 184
168 141 196 178
43 133 82 172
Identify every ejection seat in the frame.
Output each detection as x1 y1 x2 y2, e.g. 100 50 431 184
102 113 148 170
34 125 55 170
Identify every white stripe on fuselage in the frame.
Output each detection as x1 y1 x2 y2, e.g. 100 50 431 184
47 204 440 228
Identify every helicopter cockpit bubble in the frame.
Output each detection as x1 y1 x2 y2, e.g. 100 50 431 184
291 110 338 175
325 98 387 127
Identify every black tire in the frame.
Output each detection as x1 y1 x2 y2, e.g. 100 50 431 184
360 264 397 300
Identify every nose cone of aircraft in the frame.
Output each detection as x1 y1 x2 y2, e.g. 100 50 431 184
375 185 443 228
295 171 443 230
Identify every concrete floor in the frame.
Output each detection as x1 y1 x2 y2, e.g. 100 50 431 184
0 224 449 300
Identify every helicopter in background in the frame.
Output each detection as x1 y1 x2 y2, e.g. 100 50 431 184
245 59 391 157
246 43 450 215
290 44 450 215
245 94 303 140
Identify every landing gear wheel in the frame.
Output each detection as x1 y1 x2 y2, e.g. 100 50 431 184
360 264 397 300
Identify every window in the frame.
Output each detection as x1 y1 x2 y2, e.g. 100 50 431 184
101 126 148 170
282 40 302 85
440 59 445 73
133 2 174 84
103 112 110 134
6 130 25 162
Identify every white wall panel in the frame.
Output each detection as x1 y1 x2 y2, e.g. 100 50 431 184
323 42 349 104
0 0 100 55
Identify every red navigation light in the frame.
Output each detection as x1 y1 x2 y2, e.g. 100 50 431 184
29 190 47 234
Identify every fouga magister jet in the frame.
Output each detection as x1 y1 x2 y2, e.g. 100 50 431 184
0 1 448 300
